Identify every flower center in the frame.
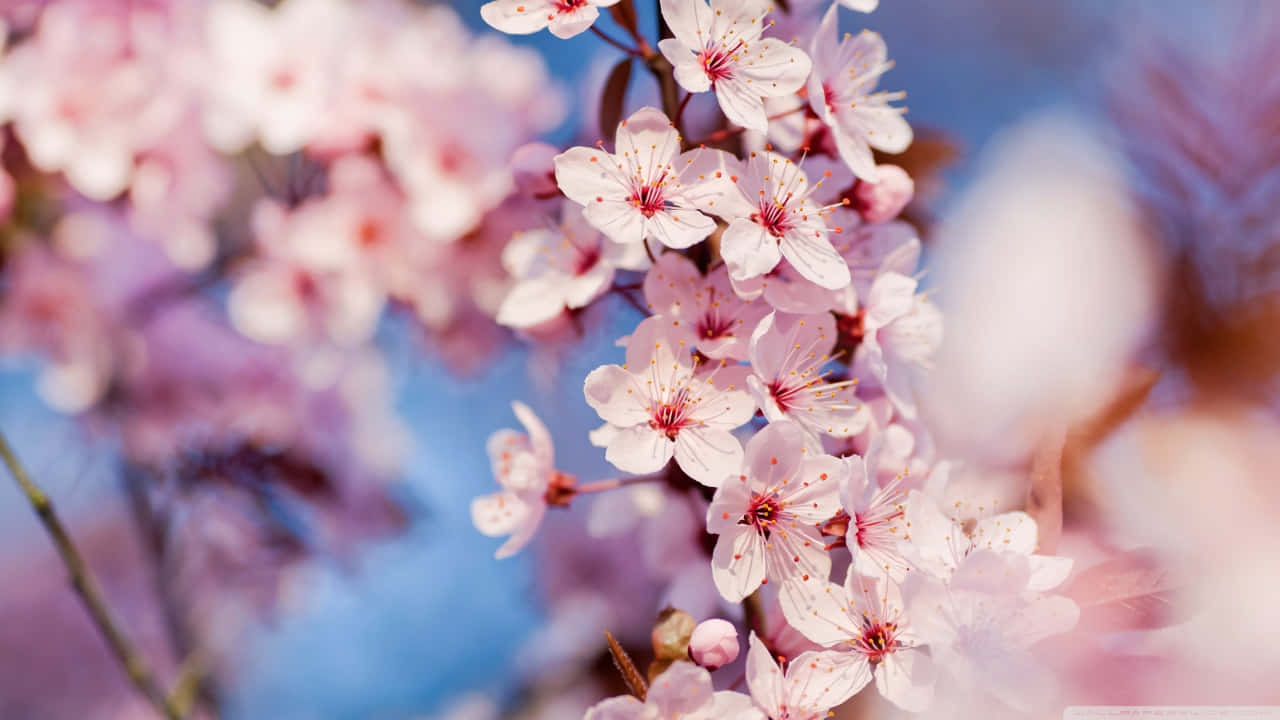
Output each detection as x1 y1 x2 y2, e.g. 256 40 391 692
573 245 601 275
698 41 744 83
853 618 900 664
630 181 667 218
648 389 694 438
752 199 793 238
553 0 588 11
740 492 783 534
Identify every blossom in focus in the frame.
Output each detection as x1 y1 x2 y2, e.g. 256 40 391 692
555 106 735 251
584 317 755 485
780 569 936 711
472 402 557 559
689 618 740 670
841 434 911 579
481 0 621 40
643 252 769 361
716 151 852 290
850 271 942 420
744 631 868 720
584 661 763 720
806 5 912 182
705 421 844 603
658 0 811 132
497 204 648 329
747 311 868 446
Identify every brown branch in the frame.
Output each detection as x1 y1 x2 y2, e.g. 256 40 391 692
0 432 182 720
605 630 648 701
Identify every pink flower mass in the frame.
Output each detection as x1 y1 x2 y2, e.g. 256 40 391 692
0 1 1272 718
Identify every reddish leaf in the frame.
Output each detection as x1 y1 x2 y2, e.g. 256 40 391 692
608 0 639 40
599 58 633 139
1062 549 1186 632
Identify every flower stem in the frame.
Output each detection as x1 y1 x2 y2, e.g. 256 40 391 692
590 26 643 57
575 475 664 494
0 431 182 720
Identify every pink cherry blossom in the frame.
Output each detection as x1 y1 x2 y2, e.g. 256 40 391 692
643 252 770 361
658 0 812 132
481 0 622 39
779 569 936 711
717 151 853 290
747 311 868 446
744 631 869 720
853 164 915 223
850 271 942 419
584 316 756 486
498 204 648 329
841 434 912 579
689 618 740 670
584 661 764 720
904 550 1080 711
554 106 736 252
472 402 558 559
705 421 844 603
806 6 912 181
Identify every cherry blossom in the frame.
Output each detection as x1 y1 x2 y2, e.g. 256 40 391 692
904 490 1074 592
584 316 756 486
689 618 740 670
498 204 648 328
840 434 912 579
780 569 936 711
658 0 812 132
472 402 559 559
747 311 868 446
584 661 763 720
716 151 853 290
904 550 1079 711
850 271 942 419
705 420 844 603
806 5 912 181
643 252 770 361
481 0 621 40
744 631 869 720
555 106 735 251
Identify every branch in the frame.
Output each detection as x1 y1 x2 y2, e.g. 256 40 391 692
0 432 182 720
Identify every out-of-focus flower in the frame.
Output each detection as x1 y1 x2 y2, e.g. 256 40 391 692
472 402 558 559
688 618 739 670
744 631 867 720
555 106 733 252
806 6 912 181
747 311 868 446
584 317 755 486
717 152 852 290
584 661 763 720
705 421 843 603
643 252 769 361
657 0 811 133
481 0 621 40
850 271 942 420
922 113 1158 464
497 204 647 329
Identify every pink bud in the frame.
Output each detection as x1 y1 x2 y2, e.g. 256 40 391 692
510 142 560 198
853 164 915 224
688 619 739 670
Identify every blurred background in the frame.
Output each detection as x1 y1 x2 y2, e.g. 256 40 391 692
2 0 1278 718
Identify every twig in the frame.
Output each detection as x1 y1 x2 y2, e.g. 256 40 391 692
590 26 642 57
0 432 182 720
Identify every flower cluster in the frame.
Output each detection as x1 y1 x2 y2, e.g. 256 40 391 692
471 0 1077 716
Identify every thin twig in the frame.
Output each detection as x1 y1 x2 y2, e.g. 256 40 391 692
590 25 642 57
605 631 648 701
0 432 182 720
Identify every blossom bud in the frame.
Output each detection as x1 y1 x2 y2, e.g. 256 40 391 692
688 618 739 670
510 142 559 197
853 164 915 224
651 608 697 662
